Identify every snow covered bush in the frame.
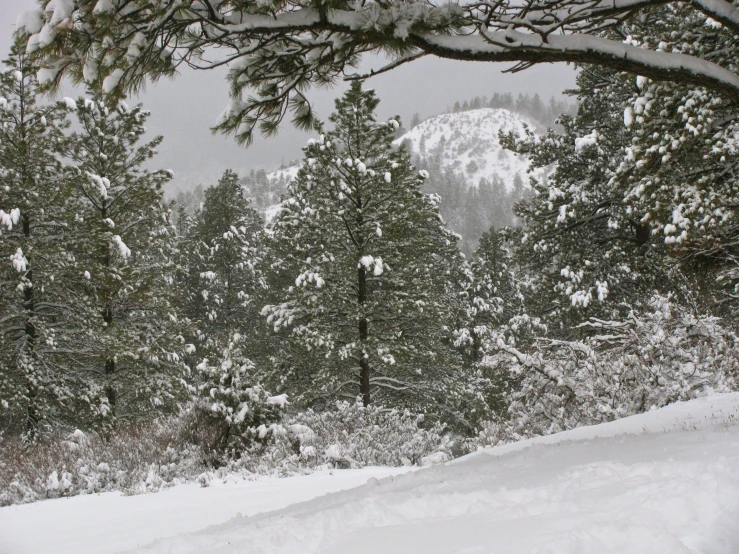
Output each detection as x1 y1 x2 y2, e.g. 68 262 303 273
0 399 451 505
191 332 287 462
0 414 208 506
230 400 452 476
469 294 739 448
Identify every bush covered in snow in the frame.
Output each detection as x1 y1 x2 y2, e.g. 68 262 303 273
226 400 452 476
0 413 207 507
0 399 451 506
469 294 739 448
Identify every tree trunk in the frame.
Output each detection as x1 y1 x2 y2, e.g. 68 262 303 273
358 265 371 406
21 215 39 439
471 327 482 363
100 202 117 414
103 305 116 411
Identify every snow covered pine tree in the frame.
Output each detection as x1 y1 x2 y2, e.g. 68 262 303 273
0 41 79 440
499 67 676 333
182 169 267 359
63 94 190 428
177 169 285 457
263 83 484 428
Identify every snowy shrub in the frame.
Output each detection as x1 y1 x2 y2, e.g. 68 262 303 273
0 398 450 506
228 400 452 476
192 333 287 461
469 294 739 448
0 412 208 506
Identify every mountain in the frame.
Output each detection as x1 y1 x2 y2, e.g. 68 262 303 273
396 108 542 191
395 108 545 254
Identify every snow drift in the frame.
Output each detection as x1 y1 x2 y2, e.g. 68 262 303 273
2 393 737 554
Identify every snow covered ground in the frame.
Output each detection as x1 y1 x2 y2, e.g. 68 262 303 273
0 467 413 554
2 393 738 554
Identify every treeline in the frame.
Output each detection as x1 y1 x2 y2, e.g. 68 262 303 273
404 93 576 133
2 37 738 503
172 168 292 222
447 93 576 128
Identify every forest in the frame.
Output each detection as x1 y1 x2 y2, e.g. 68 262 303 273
1 0 739 512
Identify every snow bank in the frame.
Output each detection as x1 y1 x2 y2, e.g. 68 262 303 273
2 393 737 554
138 393 739 554
0 467 412 554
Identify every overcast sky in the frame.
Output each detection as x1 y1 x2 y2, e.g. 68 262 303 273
0 0 576 190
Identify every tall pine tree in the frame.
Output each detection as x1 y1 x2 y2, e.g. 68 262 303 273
263 83 483 427
64 94 189 426
183 170 267 353
0 42 78 439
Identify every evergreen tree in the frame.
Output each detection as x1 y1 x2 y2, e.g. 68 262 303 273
64 94 189 426
177 170 277 455
171 185 204 226
0 42 77 439
263 83 482 426
455 227 536 415
607 8 739 314
500 67 677 333
193 331 286 459
184 170 267 357
463 229 523 358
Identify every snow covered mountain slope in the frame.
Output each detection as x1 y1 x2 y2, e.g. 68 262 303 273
262 108 541 196
3 393 736 554
396 108 540 189
267 166 299 183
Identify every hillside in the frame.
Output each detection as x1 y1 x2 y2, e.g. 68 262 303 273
395 108 543 253
396 108 540 190
2 393 737 553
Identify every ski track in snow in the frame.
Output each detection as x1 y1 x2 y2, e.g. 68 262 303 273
2 394 739 554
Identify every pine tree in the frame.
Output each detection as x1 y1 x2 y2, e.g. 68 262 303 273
453 227 538 415
176 170 278 454
0 42 77 439
263 83 483 426
500 67 677 333
193 332 286 458
63 94 190 426
605 9 739 313
184 170 267 357
463 229 523 358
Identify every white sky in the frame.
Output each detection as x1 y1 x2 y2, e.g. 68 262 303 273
0 1 576 190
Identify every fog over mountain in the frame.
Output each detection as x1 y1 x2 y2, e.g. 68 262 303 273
0 0 576 192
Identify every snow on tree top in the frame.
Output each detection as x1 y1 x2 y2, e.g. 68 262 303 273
394 108 544 191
